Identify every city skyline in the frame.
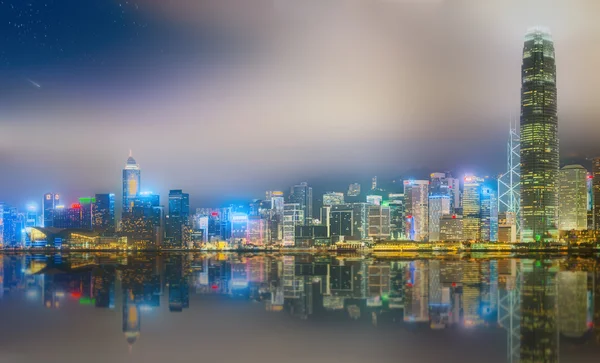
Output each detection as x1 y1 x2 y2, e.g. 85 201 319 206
2 0 600 208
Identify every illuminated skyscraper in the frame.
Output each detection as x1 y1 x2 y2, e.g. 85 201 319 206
93 194 115 234
463 176 483 241
388 193 405 240
428 195 451 242
289 182 313 225
430 172 460 211
520 27 559 242
166 189 190 245
480 187 498 242
122 151 141 215
558 165 588 231
592 157 600 230
404 180 429 241
43 192 60 227
282 203 303 246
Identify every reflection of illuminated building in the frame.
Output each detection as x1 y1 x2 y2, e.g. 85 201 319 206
404 261 429 322
462 260 481 326
498 259 521 363
367 264 390 298
520 260 559 363
93 267 116 308
123 290 141 349
557 271 588 338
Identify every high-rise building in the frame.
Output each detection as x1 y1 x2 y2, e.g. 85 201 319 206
166 190 190 245
122 151 141 215
404 180 429 241
77 197 95 230
439 215 462 241
43 193 60 227
520 27 559 242
283 203 304 246
558 165 588 231
330 203 369 241
323 192 344 206
428 195 451 242
430 173 460 211
53 204 83 229
388 193 405 240
592 158 600 230
93 194 116 234
480 187 498 241
289 182 313 225
367 205 390 240
463 176 483 241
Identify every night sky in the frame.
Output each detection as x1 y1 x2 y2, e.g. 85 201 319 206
2 0 600 209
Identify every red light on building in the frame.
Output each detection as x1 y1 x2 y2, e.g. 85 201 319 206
452 215 457 219
451 282 457 287
71 203 81 209
406 215 412 219
211 284 218 290
588 175 593 180
406 283 413 288
71 292 82 298
211 212 218 217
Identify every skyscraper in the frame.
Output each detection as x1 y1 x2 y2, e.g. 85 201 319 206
93 194 116 234
289 182 313 225
122 151 141 215
463 176 482 241
404 180 429 241
428 195 451 242
558 165 588 231
480 187 498 242
43 193 60 227
166 189 190 245
282 203 304 246
592 158 600 230
520 27 559 242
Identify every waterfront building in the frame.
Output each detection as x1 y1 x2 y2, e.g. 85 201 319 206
520 27 559 242
558 165 588 231
166 189 190 246
388 193 405 240
480 187 498 241
428 195 451 242
439 215 463 242
367 205 391 240
282 203 304 246
404 180 429 241
463 176 483 241
430 172 460 211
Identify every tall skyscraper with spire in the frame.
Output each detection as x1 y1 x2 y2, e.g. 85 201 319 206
122 151 141 214
520 27 559 242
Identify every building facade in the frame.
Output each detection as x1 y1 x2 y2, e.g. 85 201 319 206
122 152 141 215
404 180 429 241
520 27 559 242
558 165 588 231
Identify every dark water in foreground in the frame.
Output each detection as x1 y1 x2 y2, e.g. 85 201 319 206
0 253 599 363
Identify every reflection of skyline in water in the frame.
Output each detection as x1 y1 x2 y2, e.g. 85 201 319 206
0 253 600 362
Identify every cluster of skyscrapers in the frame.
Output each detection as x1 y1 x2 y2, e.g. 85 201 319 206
1 27 600 247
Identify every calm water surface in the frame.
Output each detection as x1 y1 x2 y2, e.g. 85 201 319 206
0 253 599 363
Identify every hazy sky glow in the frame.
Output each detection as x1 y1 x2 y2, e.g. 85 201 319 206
2 0 600 208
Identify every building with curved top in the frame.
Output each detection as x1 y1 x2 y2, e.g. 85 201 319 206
122 151 141 215
520 27 559 242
